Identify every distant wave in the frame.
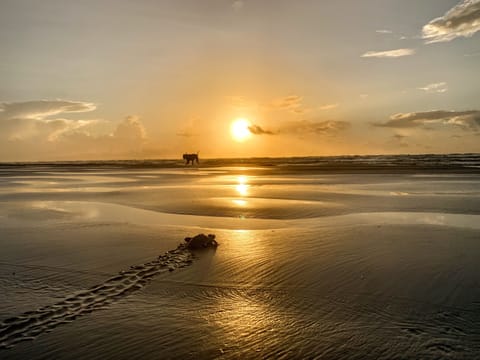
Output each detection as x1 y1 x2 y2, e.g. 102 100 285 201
1 153 479 171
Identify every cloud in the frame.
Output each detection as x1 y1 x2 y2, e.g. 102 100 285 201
376 29 393 34
318 103 339 111
3 118 96 142
279 120 350 136
392 133 409 147
0 100 95 120
232 0 244 11
418 82 448 93
261 95 340 115
265 95 338 115
374 110 480 131
113 115 146 141
246 119 350 138
0 100 97 141
225 95 248 108
176 131 195 137
51 117 148 159
422 0 480 43
265 95 303 111
393 134 407 140
361 48 415 58
0 99 151 160
248 124 274 135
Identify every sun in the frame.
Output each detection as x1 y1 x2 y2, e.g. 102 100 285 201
230 118 252 142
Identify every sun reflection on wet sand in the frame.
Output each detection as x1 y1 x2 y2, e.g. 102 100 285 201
235 175 250 197
208 292 287 355
1 164 480 358
206 229 288 353
232 175 250 208
232 199 247 207
218 229 270 277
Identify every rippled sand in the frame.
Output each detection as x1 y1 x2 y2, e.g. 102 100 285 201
0 163 479 359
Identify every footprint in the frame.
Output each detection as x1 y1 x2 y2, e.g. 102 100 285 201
0 243 195 350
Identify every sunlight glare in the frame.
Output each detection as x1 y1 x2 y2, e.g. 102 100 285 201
235 175 249 196
232 199 247 207
230 118 252 142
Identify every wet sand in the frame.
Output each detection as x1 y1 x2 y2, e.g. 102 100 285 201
0 160 479 359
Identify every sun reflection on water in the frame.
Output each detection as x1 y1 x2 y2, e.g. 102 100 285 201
208 293 286 353
232 175 250 208
206 229 285 351
235 176 250 196
232 199 247 207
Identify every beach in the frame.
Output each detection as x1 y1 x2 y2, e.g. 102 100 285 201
1 156 479 359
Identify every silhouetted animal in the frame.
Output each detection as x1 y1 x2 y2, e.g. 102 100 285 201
183 153 199 165
184 234 218 250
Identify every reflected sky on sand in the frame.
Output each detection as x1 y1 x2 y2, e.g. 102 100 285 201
0 164 479 358
1 200 479 231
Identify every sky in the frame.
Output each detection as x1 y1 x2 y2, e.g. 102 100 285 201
0 0 479 161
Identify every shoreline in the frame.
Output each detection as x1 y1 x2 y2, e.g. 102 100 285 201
0 153 478 174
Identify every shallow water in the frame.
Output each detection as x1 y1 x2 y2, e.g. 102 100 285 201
0 160 479 359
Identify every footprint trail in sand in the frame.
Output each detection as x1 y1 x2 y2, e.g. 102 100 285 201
0 244 195 350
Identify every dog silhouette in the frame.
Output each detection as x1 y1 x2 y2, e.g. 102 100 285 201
183 153 199 165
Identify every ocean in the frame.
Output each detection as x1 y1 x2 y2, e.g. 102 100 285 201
1 154 479 359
